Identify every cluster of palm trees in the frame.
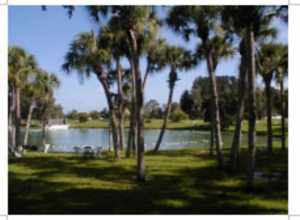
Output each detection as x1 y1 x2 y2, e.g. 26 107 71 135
8 46 60 155
10 6 287 191
61 6 287 189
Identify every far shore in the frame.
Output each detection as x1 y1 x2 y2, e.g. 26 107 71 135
24 119 287 138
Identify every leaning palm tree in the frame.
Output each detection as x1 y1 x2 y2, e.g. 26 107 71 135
153 45 194 152
257 43 286 154
98 25 129 152
8 46 37 152
63 31 123 159
167 6 234 169
23 69 50 145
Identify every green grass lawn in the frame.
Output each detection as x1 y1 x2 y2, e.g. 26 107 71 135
69 118 287 134
9 144 287 214
68 118 206 129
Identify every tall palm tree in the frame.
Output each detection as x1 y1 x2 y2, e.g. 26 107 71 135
221 6 282 190
257 43 286 154
98 25 129 152
62 31 123 159
152 45 194 152
167 6 234 169
86 6 160 180
274 45 288 150
8 46 37 151
39 73 60 146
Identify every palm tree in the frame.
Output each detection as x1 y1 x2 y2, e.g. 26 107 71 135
152 45 194 152
39 73 60 146
23 69 49 145
221 6 282 190
62 31 123 159
167 6 234 169
228 40 248 171
98 25 129 152
257 43 286 154
8 46 37 151
274 45 288 150
86 6 160 180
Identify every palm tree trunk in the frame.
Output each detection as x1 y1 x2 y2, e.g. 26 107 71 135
230 48 247 171
265 79 273 154
42 119 46 147
129 29 145 181
97 74 121 159
209 100 214 156
118 114 125 151
9 88 16 150
126 109 137 158
24 101 35 145
15 87 21 148
206 50 225 169
246 27 257 192
126 59 138 158
116 58 125 151
280 79 286 150
110 113 121 159
153 76 176 152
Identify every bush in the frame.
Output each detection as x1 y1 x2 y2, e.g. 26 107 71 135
78 113 89 123
170 110 189 122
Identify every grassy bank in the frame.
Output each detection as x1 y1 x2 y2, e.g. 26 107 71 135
9 144 287 214
69 119 287 137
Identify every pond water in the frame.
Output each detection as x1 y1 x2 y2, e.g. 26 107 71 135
22 128 268 152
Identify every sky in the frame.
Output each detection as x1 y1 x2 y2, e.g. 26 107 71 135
9 6 288 113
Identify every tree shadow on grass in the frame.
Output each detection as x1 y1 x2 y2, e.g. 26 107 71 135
9 149 287 214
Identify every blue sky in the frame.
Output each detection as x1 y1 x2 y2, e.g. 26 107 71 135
9 6 288 113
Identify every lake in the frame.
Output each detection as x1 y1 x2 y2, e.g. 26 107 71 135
23 128 268 152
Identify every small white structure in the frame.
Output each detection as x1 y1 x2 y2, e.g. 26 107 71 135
44 144 50 153
46 124 70 130
46 118 69 130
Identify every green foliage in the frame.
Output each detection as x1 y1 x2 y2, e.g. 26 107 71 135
78 112 89 123
89 110 100 120
170 109 189 122
144 99 162 119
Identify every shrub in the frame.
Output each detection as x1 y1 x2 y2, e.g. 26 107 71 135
78 113 89 123
170 109 188 122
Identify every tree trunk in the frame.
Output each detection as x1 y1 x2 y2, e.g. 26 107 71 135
126 109 137 158
129 29 145 181
206 50 225 169
265 79 273 154
209 100 214 156
110 113 121 159
15 87 21 148
116 58 125 151
126 58 138 158
246 27 257 192
280 79 286 150
153 72 176 152
9 88 16 150
142 64 151 90
97 74 121 159
230 46 247 171
42 120 46 147
24 101 35 145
